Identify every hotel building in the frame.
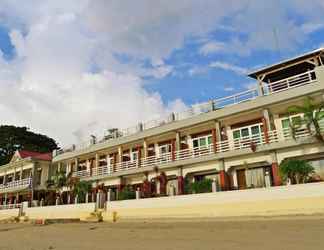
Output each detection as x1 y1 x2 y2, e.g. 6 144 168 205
50 48 324 200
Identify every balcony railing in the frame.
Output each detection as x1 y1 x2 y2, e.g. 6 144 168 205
0 178 32 191
57 69 318 156
71 124 323 179
265 70 316 95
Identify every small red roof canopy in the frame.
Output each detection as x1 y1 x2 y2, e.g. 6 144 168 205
17 150 52 161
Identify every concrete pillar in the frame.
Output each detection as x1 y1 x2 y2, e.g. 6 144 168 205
211 128 217 153
107 189 112 202
177 168 184 195
212 178 217 192
118 146 122 163
171 139 176 161
175 132 181 151
67 193 71 204
74 158 78 171
169 184 175 196
219 160 228 191
95 153 99 169
85 193 89 203
4 193 7 205
58 162 62 172
271 152 281 186
40 198 44 207
136 187 141 200
143 139 148 158
257 76 264 96
20 166 23 180
74 195 78 204
55 197 60 206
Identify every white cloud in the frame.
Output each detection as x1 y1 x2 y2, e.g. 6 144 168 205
209 61 248 75
199 41 225 56
1 0 324 147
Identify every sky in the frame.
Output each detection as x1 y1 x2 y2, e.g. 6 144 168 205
0 0 324 148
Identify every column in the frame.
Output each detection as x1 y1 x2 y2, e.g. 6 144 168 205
171 139 176 161
137 145 142 167
271 152 281 186
177 168 184 195
95 153 99 169
219 160 228 191
20 166 23 180
74 158 78 171
118 146 122 163
143 139 148 158
257 75 265 96
175 132 181 151
262 109 271 143
58 162 62 172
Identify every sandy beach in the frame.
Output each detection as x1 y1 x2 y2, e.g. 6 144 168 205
0 215 323 250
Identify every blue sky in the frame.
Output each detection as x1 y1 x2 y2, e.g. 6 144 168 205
0 0 324 145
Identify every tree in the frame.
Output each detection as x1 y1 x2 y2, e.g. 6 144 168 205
73 180 92 203
287 97 324 143
46 171 69 203
279 159 314 184
0 125 58 165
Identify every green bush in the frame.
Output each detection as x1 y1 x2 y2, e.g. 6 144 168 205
187 179 212 194
280 159 314 184
118 185 136 200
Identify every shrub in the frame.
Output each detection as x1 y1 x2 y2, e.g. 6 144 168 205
118 185 136 200
279 159 315 184
187 178 212 194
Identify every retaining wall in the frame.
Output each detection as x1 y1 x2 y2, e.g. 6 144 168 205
105 182 324 220
25 203 96 220
0 209 19 220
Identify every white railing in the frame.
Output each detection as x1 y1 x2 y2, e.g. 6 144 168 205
0 178 32 191
57 69 319 156
0 203 21 210
265 70 316 95
71 124 324 180
72 169 91 178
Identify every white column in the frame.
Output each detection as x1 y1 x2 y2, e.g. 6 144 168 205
175 132 181 151
226 125 234 150
95 153 99 168
118 146 122 163
263 109 271 131
215 120 221 141
143 139 148 158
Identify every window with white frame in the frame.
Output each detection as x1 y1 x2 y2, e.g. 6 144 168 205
192 135 212 149
159 144 171 155
232 123 263 140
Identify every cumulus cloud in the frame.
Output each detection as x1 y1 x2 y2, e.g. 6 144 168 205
0 0 324 148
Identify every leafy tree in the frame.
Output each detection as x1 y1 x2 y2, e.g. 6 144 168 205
187 178 212 194
46 171 69 203
287 97 324 143
0 125 58 165
279 159 314 184
118 185 136 200
73 181 92 203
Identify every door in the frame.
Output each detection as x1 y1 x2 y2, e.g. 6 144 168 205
237 169 247 189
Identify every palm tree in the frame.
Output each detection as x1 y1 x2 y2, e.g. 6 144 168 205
287 97 324 143
73 181 92 203
46 170 69 203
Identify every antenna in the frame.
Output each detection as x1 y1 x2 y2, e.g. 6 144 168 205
273 28 282 60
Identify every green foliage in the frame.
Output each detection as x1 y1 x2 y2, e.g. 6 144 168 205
287 97 324 143
279 159 315 184
73 181 92 203
47 171 68 195
118 185 136 200
187 178 212 194
0 125 58 165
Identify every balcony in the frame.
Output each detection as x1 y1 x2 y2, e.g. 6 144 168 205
71 123 323 179
57 68 319 156
0 178 32 193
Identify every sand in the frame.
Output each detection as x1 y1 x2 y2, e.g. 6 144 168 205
0 215 324 250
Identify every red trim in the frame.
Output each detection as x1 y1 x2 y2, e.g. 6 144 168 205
171 139 176 161
177 176 184 195
211 128 217 153
137 145 142 166
271 162 281 186
262 117 270 144
219 170 228 191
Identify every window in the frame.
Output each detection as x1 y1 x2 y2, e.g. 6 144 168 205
232 123 263 140
159 144 171 155
192 135 212 149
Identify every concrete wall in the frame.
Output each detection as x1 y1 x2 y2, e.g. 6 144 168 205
105 182 324 220
25 203 96 220
0 209 19 220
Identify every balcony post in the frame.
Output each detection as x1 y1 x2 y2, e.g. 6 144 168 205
175 132 181 151
143 139 148 158
118 146 122 163
262 109 270 144
74 158 78 172
137 145 142 167
219 160 228 191
271 152 281 186
177 167 184 195
211 128 217 153
20 166 23 181
171 139 176 161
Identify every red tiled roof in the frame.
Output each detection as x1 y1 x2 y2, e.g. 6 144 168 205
18 150 52 161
